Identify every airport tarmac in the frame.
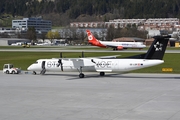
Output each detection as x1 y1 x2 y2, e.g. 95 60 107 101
0 72 180 120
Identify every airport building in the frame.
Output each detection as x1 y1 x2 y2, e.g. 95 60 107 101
12 17 52 33
105 19 146 28
70 18 180 32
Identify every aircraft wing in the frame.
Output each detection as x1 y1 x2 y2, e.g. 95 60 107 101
53 54 121 60
63 58 95 68
71 59 85 68
106 45 118 48
89 55 121 59
68 58 113 72
105 44 124 50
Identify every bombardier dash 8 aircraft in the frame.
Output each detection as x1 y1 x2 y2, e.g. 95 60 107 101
86 30 146 50
27 35 170 78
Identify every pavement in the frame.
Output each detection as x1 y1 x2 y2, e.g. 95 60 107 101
0 71 180 120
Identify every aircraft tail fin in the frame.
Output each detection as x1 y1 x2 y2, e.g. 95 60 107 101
144 35 171 60
86 30 106 48
86 30 99 43
126 35 170 60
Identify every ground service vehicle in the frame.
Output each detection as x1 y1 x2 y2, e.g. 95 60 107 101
22 42 30 48
3 64 21 74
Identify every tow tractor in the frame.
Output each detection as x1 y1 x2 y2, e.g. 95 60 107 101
22 42 30 48
3 64 21 74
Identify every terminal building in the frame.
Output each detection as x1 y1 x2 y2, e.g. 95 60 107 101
12 17 52 33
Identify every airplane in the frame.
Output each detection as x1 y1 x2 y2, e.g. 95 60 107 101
27 35 170 78
86 30 146 50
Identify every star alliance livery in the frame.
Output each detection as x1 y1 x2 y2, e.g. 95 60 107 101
27 35 170 78
86 30 146 50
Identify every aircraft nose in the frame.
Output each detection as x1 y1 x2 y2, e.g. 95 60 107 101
27 65 33 71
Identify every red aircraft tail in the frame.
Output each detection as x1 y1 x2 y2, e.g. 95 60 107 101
86 30 106 48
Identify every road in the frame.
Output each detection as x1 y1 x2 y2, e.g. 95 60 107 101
0 47 180 53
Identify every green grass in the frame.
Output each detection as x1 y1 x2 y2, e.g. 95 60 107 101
0 51 179 74
0 52 122 70
132 53 180 73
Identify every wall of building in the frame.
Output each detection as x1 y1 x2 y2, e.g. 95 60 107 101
12 17 52 33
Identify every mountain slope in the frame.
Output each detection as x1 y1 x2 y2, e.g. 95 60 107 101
0 0 180 26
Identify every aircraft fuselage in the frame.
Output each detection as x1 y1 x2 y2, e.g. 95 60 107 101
28 58 164 73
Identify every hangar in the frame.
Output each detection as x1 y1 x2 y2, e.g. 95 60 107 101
112 37 145 42
112 37 173 47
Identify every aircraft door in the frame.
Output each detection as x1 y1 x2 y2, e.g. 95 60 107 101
40 61 46 74
41 61 46 69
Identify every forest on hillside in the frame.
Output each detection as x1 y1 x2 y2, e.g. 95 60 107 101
0 0 180 26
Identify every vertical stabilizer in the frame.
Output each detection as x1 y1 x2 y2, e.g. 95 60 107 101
86 30 99 43
86 30 106 47
144 35 171 60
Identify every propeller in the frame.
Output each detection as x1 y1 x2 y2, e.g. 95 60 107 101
91 59 96 64
58 59 63 71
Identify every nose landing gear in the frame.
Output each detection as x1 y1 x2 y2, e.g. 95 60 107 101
79 73 85 78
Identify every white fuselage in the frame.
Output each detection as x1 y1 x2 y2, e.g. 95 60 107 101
100 41 146 48
27 58 164 73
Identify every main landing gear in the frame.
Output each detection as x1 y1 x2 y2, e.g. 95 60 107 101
78 72 105 78
79 73 85 78
78 66 85 78
77 66 105 78
100 72 105 76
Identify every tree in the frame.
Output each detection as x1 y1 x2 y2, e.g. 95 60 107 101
26 27 37 44
77 30 86 44
39 32 46 43
69 28 77 45
46 31 60 44
54 31 60 39
46 31 54 43
106 25 115 40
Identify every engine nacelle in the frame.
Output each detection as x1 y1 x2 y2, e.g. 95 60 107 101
117 46 123 50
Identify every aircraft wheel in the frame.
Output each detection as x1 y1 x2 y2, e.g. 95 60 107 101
100 72 105 76
79 73 84 78
33 71 37 75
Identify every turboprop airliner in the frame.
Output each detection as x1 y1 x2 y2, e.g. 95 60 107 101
27 35 170 78
86 30 146 50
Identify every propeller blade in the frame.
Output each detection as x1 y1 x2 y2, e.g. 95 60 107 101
58 59 63 71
